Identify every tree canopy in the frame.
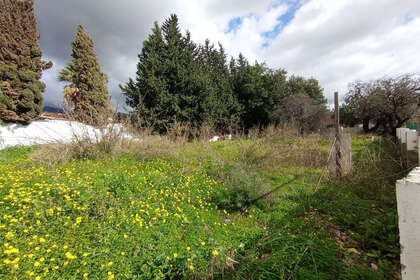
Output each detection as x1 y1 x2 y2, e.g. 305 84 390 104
344 75 420 135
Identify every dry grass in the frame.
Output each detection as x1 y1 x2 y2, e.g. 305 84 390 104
31 119 328 174
237 130 328 170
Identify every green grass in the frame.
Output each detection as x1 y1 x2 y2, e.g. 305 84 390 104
0 136 400 279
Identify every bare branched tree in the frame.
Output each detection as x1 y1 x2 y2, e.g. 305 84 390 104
345 74 420 135
270 93 328 134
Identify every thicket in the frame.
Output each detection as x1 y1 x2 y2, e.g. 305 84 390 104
0 0 52 123
121 14 327 132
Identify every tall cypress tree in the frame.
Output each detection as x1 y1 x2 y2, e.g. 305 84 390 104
0 0 52 123
65 25 110 124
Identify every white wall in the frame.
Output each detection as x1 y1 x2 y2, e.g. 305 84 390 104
0 120 132 150
397 167 420 280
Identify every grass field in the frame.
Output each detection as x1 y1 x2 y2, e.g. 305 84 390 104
0 134 402 279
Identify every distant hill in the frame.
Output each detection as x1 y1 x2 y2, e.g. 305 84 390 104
43 105 64 113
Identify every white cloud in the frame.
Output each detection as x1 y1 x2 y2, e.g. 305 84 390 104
260 0 420 101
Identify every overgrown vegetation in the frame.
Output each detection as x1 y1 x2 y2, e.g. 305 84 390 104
0 128 403 279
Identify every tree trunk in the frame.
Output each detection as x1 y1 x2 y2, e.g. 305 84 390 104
363 118 370 133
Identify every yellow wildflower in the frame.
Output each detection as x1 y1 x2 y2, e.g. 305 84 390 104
65 252 77 260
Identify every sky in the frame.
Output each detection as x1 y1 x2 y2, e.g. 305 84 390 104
34 0 420 109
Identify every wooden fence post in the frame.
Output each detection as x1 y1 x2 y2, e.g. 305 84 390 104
328 92 352 178
334 92 342 178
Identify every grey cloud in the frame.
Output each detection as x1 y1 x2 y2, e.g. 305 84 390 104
34 0 177 107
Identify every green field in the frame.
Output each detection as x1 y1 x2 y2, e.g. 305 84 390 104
0 135 401 279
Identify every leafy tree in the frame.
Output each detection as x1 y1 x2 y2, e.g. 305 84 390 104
0 0 52 123
285 75 326 104
345 75 420 135
122 14 327 132
339 103 360 127
61 25 110 124
230 54 287 128
58 62 78 110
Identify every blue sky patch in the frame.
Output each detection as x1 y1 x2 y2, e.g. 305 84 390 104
262 1 301 47
403 12 414 25
226 17 244 33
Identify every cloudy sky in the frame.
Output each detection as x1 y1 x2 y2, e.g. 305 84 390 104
34 0 420 109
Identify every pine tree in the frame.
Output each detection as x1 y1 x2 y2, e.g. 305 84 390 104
65 25 110 124
120 21 168 129
0 0 52 123
122 14 205 132
198 41 241 130
161 15 203 129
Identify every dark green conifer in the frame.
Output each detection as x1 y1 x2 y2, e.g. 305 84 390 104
121 21 168 129
198 41 241 130
0 0 52 123
122 14 205 132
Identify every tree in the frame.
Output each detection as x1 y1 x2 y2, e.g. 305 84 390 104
122 14 240 132
270 93 328 133
160 15 203 129
0 0 52 123
345 75 420 135
339 103 360 127
285 75 326 104
230 54 287 128
121 14 327 132
61 25 110 124
197 41 241 130
121 21 167 128
58 62 78 110
122 15 200 132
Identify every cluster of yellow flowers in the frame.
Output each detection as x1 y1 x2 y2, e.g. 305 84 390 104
0 153 259 279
